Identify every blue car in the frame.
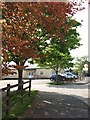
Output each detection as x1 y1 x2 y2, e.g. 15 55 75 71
50 74 65 81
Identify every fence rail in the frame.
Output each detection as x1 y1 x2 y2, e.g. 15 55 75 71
1 77 80 117
1 79 31 117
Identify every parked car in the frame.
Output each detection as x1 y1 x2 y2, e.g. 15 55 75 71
64 72 78 79
50 73 66 81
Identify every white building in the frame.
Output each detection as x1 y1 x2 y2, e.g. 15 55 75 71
2 67 55 79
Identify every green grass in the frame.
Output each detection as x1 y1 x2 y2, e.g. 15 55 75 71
48 81 65 85
2 90 38 118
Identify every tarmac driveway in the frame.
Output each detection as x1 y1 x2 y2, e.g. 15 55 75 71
30 79 89 105
20 79 89 118
21 91 89 118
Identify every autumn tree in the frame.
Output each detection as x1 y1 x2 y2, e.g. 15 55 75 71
1 2 84 87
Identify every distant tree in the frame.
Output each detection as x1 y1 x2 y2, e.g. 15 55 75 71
36 25 82 83
74 56 88 74
37 50 74 83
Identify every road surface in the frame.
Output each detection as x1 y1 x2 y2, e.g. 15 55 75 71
0 79 89 105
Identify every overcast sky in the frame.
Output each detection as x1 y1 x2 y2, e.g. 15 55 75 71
70 0 88 58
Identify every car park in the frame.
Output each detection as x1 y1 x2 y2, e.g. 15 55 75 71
50 72 78 82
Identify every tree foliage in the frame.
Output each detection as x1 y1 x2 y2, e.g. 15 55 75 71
74 56 88 73
1 2 84 83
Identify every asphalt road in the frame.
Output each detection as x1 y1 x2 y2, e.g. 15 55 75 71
0 78 89 105
21 91 89 118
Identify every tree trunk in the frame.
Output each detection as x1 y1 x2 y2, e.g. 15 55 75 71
55 66 59 84
88 62 90 76
56 71 58 84
18 69 23 90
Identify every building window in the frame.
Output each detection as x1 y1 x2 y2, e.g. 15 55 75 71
29 72 33 75
52 71 54 74
40 71 43 75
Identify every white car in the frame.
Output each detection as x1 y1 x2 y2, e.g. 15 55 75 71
63 72 78 79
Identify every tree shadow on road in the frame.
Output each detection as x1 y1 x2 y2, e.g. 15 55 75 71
21 91 89 119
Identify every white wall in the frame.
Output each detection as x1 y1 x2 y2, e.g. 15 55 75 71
23 70 36 78
2 68 55 79
36 68 54 77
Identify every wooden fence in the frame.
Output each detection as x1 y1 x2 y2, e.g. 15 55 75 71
1 79 31 117
1 77 79 117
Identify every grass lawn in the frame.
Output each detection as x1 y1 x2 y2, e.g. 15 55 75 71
2 90 38 119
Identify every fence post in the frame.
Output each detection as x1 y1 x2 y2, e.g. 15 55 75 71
29 79 31 96
6 84 10 117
